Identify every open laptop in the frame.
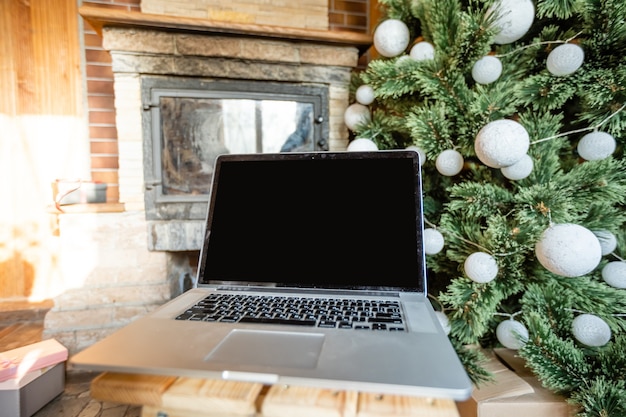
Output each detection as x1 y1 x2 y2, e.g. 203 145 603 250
70 150 472 400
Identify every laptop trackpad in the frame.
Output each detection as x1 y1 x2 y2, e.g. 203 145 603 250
205 329 324 369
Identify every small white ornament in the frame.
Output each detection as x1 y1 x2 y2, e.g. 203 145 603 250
410 41 435 61
535 224 602 277
406 145 426 165
496 319 529 349
572 314 611 347
475 119 530 168
547 43 584 76
346 138 378 152
373 19 411 58
602 262 626 289
355 85 375 106
472 55 503 84
577 131 616 161
501 154 533 180
344 103 371 131
464 252 498 283
592 230 618 256
424 228 445 255
488 0 535 45
435 149 464 176
435 311 451 335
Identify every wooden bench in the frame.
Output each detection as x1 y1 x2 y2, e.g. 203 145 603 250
90 372 461 417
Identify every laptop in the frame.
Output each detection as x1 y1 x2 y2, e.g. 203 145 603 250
70 150 472 400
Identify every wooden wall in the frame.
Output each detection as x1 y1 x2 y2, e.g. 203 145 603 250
0 0 83 300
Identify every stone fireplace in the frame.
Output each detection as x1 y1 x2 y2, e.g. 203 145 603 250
43 6 371 354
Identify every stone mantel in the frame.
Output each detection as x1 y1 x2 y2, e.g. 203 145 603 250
79 5 373 54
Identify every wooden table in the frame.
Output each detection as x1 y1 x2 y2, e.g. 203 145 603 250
90 372 461 417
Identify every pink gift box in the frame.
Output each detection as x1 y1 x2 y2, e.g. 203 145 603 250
0 339 68 383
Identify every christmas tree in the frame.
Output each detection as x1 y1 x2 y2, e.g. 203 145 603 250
346 0 626 415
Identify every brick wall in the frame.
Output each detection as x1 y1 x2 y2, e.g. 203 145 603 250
82 0 370 204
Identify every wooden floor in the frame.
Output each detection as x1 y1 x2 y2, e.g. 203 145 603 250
0 300 140 417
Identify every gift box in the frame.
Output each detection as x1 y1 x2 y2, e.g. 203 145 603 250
0 339 68 417
0 363 65 417
456 348 576 417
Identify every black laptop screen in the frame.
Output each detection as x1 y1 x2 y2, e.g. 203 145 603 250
198 151 426 292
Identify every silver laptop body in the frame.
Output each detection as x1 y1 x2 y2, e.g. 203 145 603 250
70 150 472 400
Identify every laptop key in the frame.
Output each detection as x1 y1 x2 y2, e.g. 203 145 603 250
239 317 316 326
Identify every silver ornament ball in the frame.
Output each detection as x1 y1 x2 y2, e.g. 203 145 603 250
346 138 378 152
488 0 535 45
572 314 611 347
464 252 498 283
602 261 626 289
435 149 464 176
496 320 529 350
535 223 602 277
547 43 584 76
501 154 533 180
577 131 616 161
475 119 530 168
355 85 375 106
373 19 410 58
424 228 445 255
410 41 435 61
344 103 371 131
472 55 503 84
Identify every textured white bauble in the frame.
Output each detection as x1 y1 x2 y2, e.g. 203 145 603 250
405 145 426 165
592 230 618 256
475 119 530 168
602 262 626 289
547 43 584 76
373 19 411 58
501 154 533 180
435 149 464 176
577 131 616 161
344 103 371 131
424 228 445 255
488 0 535 45
410 41 435 61
572 314 611 347
535 224 602 277
496 320 529 349
355 85 376 106
346 138 378 152
435 311 451 335
472 55 503 84
464 252 498 283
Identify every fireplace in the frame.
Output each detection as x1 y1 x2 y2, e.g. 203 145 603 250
78 7 372 251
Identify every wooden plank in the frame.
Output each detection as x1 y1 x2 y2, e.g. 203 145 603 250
261 385 359 417
358 393 460 417
161 377 263 415
90 372 177 406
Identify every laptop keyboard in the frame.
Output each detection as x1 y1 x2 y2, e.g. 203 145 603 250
175 293 405 331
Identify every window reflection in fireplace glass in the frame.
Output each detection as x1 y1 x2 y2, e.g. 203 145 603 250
160 97 314 195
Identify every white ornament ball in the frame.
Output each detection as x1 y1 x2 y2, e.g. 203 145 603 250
475 119 530 168
592 230 618 256
344 103 371 131
464 252 498 283
602 262 626 289
501 154 533 180
406 145 426 165
435 149 464 176
346 138 378 152
535 224 602 277
496 320 529 349
472 55 503 84
572 314 611 347
488 0 535 45
435 311 451 335
355 85 376 106
424 228 445 255
547 43 584 76
374 19 411 58
577 131 616 161
410 41 435 61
